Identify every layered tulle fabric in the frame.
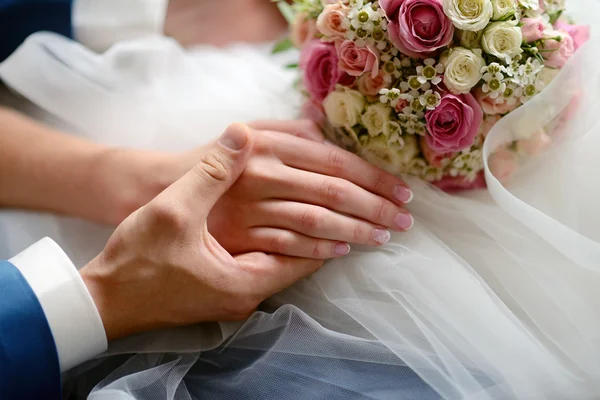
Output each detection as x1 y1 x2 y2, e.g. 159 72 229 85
2 3 600 397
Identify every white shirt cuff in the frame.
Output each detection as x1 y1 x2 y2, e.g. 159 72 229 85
9 238 107 372
73 0 170 52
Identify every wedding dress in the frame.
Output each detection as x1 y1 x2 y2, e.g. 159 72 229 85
2 0 600 397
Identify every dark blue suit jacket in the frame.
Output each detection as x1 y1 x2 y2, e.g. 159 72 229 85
0 0 73 62
0 261 61 399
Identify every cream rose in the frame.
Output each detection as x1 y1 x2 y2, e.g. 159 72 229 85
323 88 366 128
360 134 419 173
491 0 517 19
442 47 485 94
482 21 523 61
458 29 484 48
443 0 493 31
316 3 349 39
362 103 392 137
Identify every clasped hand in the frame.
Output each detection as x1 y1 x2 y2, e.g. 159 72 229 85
81 122 413 340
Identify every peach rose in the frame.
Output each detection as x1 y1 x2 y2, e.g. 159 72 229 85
291 12 318 49
357 70 389 96
336 40 380 78
516 129 552 156
480 114 501 138
420 137 456 168
474 87 517 115
316 3 349 39
488 148 518 184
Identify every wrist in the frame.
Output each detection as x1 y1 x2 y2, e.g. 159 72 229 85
88 148 175 225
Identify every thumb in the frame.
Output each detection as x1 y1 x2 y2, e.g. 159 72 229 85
180 123 252 215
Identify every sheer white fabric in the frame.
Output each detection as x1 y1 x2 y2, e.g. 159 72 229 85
2 1 600 396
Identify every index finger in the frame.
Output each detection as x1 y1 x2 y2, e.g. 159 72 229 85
261 131 413 205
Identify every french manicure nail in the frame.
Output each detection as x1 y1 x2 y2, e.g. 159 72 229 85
334 243 351 256
324 139 336 146
394 213 414 231
393 185 413 204
373 229 391 245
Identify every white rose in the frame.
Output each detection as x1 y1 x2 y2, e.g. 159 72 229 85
360 134 419 174
491 0 517 19
458 29 484 48
442 47 486 94
361 103 392 137
323 88 366 128
443 0 493 31
482 21 523 61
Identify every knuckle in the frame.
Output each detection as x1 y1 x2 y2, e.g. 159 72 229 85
373 171 388 192
372 200 390 223
269 233 289 254
300 208 325 231
311 242 324 258
353 223 367 243
195 152 230 182
321 180 346 205
328 149 347 172
146 200 187 232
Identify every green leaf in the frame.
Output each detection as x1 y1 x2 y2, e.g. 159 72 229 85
272 37 294 54
549 9 563 24
277 1 296 24
285 63 299 69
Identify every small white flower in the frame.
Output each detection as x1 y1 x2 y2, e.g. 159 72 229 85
379 88 401 107
443 0 493 31
416 58 444 85
482 21 523 62
441 47 486 94
419 90 442 110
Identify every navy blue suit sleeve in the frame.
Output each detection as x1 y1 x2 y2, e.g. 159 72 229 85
0 260 62 400
0 0 73 62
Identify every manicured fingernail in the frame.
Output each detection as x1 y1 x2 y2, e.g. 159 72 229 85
394 213 414 231
334 243 351 256
324 139 336 146
394 185 413 204
218 123 248 151
373 229 391 244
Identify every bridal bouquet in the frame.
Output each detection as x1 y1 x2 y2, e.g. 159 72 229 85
280 0 589 190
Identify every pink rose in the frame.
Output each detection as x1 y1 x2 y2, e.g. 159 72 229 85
316 4 349 39
425 92 483 153
540 31 574 69
474 87 518 115
357 70 389 96
488 148 518 185
433 171 487 192
291 13 318 49
521 18 547 42
554 20 590 50
336 40 380 78
420 136 456 168
380 0 454 58
516 129 552 156
300 40 345 102
480 114 501 138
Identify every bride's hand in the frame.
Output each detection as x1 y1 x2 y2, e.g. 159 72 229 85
172 120 414 259
164 0 288 47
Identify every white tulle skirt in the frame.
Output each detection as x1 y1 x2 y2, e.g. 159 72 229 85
2 5 600 398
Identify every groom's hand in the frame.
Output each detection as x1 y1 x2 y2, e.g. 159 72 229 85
79 124 323 341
